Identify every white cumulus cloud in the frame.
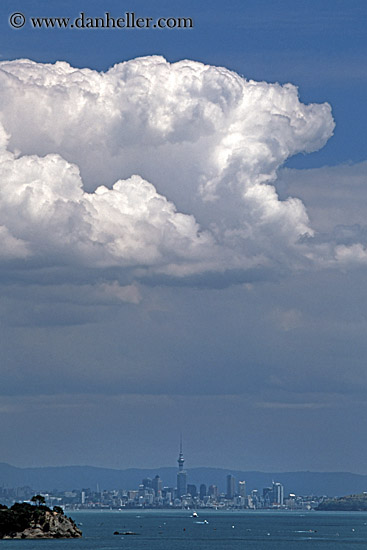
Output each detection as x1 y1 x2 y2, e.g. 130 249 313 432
0 56 336 282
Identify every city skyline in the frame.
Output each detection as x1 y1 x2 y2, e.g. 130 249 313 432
0 0 366 474
0 442 300 509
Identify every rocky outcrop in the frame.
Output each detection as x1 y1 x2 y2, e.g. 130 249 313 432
0 503 82 539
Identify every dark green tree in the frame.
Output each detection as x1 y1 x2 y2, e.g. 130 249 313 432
31 495 46 507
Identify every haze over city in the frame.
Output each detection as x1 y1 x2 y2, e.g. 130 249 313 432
0 0 366 475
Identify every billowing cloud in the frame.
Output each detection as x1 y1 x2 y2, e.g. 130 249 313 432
0 56 335 282
0 132 214 275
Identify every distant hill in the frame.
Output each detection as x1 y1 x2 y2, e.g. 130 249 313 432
1 463 367 497
317 494 367 511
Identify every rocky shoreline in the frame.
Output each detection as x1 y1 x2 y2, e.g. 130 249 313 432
0 502 82 539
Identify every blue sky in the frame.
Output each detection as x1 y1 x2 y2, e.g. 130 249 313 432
0 0 366 474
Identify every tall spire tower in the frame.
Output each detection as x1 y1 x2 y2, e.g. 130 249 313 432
176 434 187 499
177 433 185 471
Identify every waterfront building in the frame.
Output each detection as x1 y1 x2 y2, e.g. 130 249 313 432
128 490 138 502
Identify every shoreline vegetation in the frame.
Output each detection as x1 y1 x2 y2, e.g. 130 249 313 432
0 496 82 539
317 494 367 512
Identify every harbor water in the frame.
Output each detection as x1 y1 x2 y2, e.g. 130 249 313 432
2 509 367 549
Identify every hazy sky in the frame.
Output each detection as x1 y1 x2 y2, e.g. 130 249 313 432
0 0 366 474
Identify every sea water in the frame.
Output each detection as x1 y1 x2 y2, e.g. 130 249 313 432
1 509 367 549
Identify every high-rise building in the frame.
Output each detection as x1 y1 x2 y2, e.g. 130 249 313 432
199 484 207 501
238 480 246 498
208 484 218 499
152 475 162 496
251 489 259 508
142 478 152 489
176 436 187 498
226 474 235 499
262 486 272 507
262 482 284 506
272 482 284 506
162 487 174 504
187 484 197 497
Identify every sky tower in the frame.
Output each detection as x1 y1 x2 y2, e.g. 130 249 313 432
176 435 187 498
177 434 185 471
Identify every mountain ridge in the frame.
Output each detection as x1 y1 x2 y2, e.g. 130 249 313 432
1 463 366 497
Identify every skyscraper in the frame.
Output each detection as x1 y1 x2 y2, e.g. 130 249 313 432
142 477 152 489
208 484 218 499
272 482 284 506
152 474 162 497
176 436 187 499
238 480 246 498
187 484 197 497
199 484 207 501
226 474 235 499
